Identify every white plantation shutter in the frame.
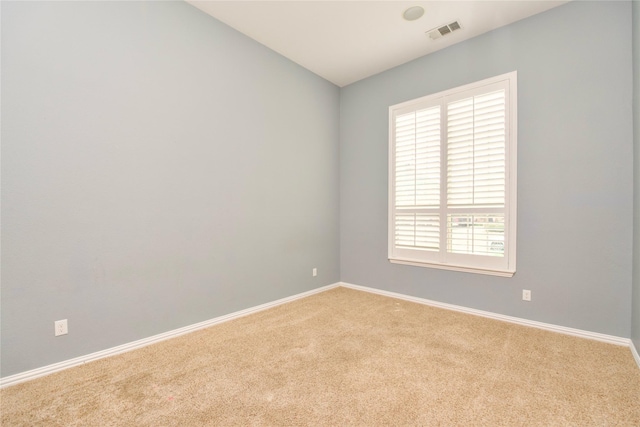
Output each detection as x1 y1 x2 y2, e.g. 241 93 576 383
389 72 517 276
395 107 440 208
393 106 440 252
447 90 505 208
394 213 439 251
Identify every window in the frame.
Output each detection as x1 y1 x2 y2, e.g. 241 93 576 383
388 72 517 277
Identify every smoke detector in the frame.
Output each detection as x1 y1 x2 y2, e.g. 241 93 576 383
427 21 462 41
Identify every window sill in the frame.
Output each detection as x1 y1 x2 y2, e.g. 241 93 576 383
389 258 515 277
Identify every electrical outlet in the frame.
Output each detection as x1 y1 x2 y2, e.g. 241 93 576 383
312 268 317 277
522 290 531 302
55 319 68 336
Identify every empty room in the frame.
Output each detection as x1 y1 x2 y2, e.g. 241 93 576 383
1 0 640 425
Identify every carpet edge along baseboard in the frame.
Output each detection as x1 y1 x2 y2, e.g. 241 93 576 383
1 281 635 388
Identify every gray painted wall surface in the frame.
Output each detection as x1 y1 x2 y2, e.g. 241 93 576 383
1 1 340 377
340 1 633 337
2 0 636 380
632 0 640 350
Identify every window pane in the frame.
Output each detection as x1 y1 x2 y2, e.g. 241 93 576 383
447 214 504 257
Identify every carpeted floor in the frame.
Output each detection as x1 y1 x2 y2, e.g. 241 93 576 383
1 287 639 426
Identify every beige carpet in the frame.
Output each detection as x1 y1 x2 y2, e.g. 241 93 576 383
1 287 639 426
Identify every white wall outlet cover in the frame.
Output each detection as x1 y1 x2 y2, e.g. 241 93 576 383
54 319 68 336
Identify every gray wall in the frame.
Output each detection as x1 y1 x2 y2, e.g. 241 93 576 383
633 0 640 351
2 0 636 380
340 1 634 337
1 1 340 377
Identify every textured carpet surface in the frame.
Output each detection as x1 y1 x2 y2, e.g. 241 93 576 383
1 287 639 426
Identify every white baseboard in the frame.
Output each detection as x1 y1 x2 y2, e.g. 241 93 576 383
632 340 640 370
3 280 636 388
0 283 341 389
339 282 631 347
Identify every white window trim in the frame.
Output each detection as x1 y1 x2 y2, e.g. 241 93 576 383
388 71 517 277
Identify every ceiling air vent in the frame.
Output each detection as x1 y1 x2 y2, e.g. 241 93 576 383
427 21 462 41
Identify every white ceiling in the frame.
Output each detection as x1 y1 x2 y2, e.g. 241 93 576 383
187 1 569 87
